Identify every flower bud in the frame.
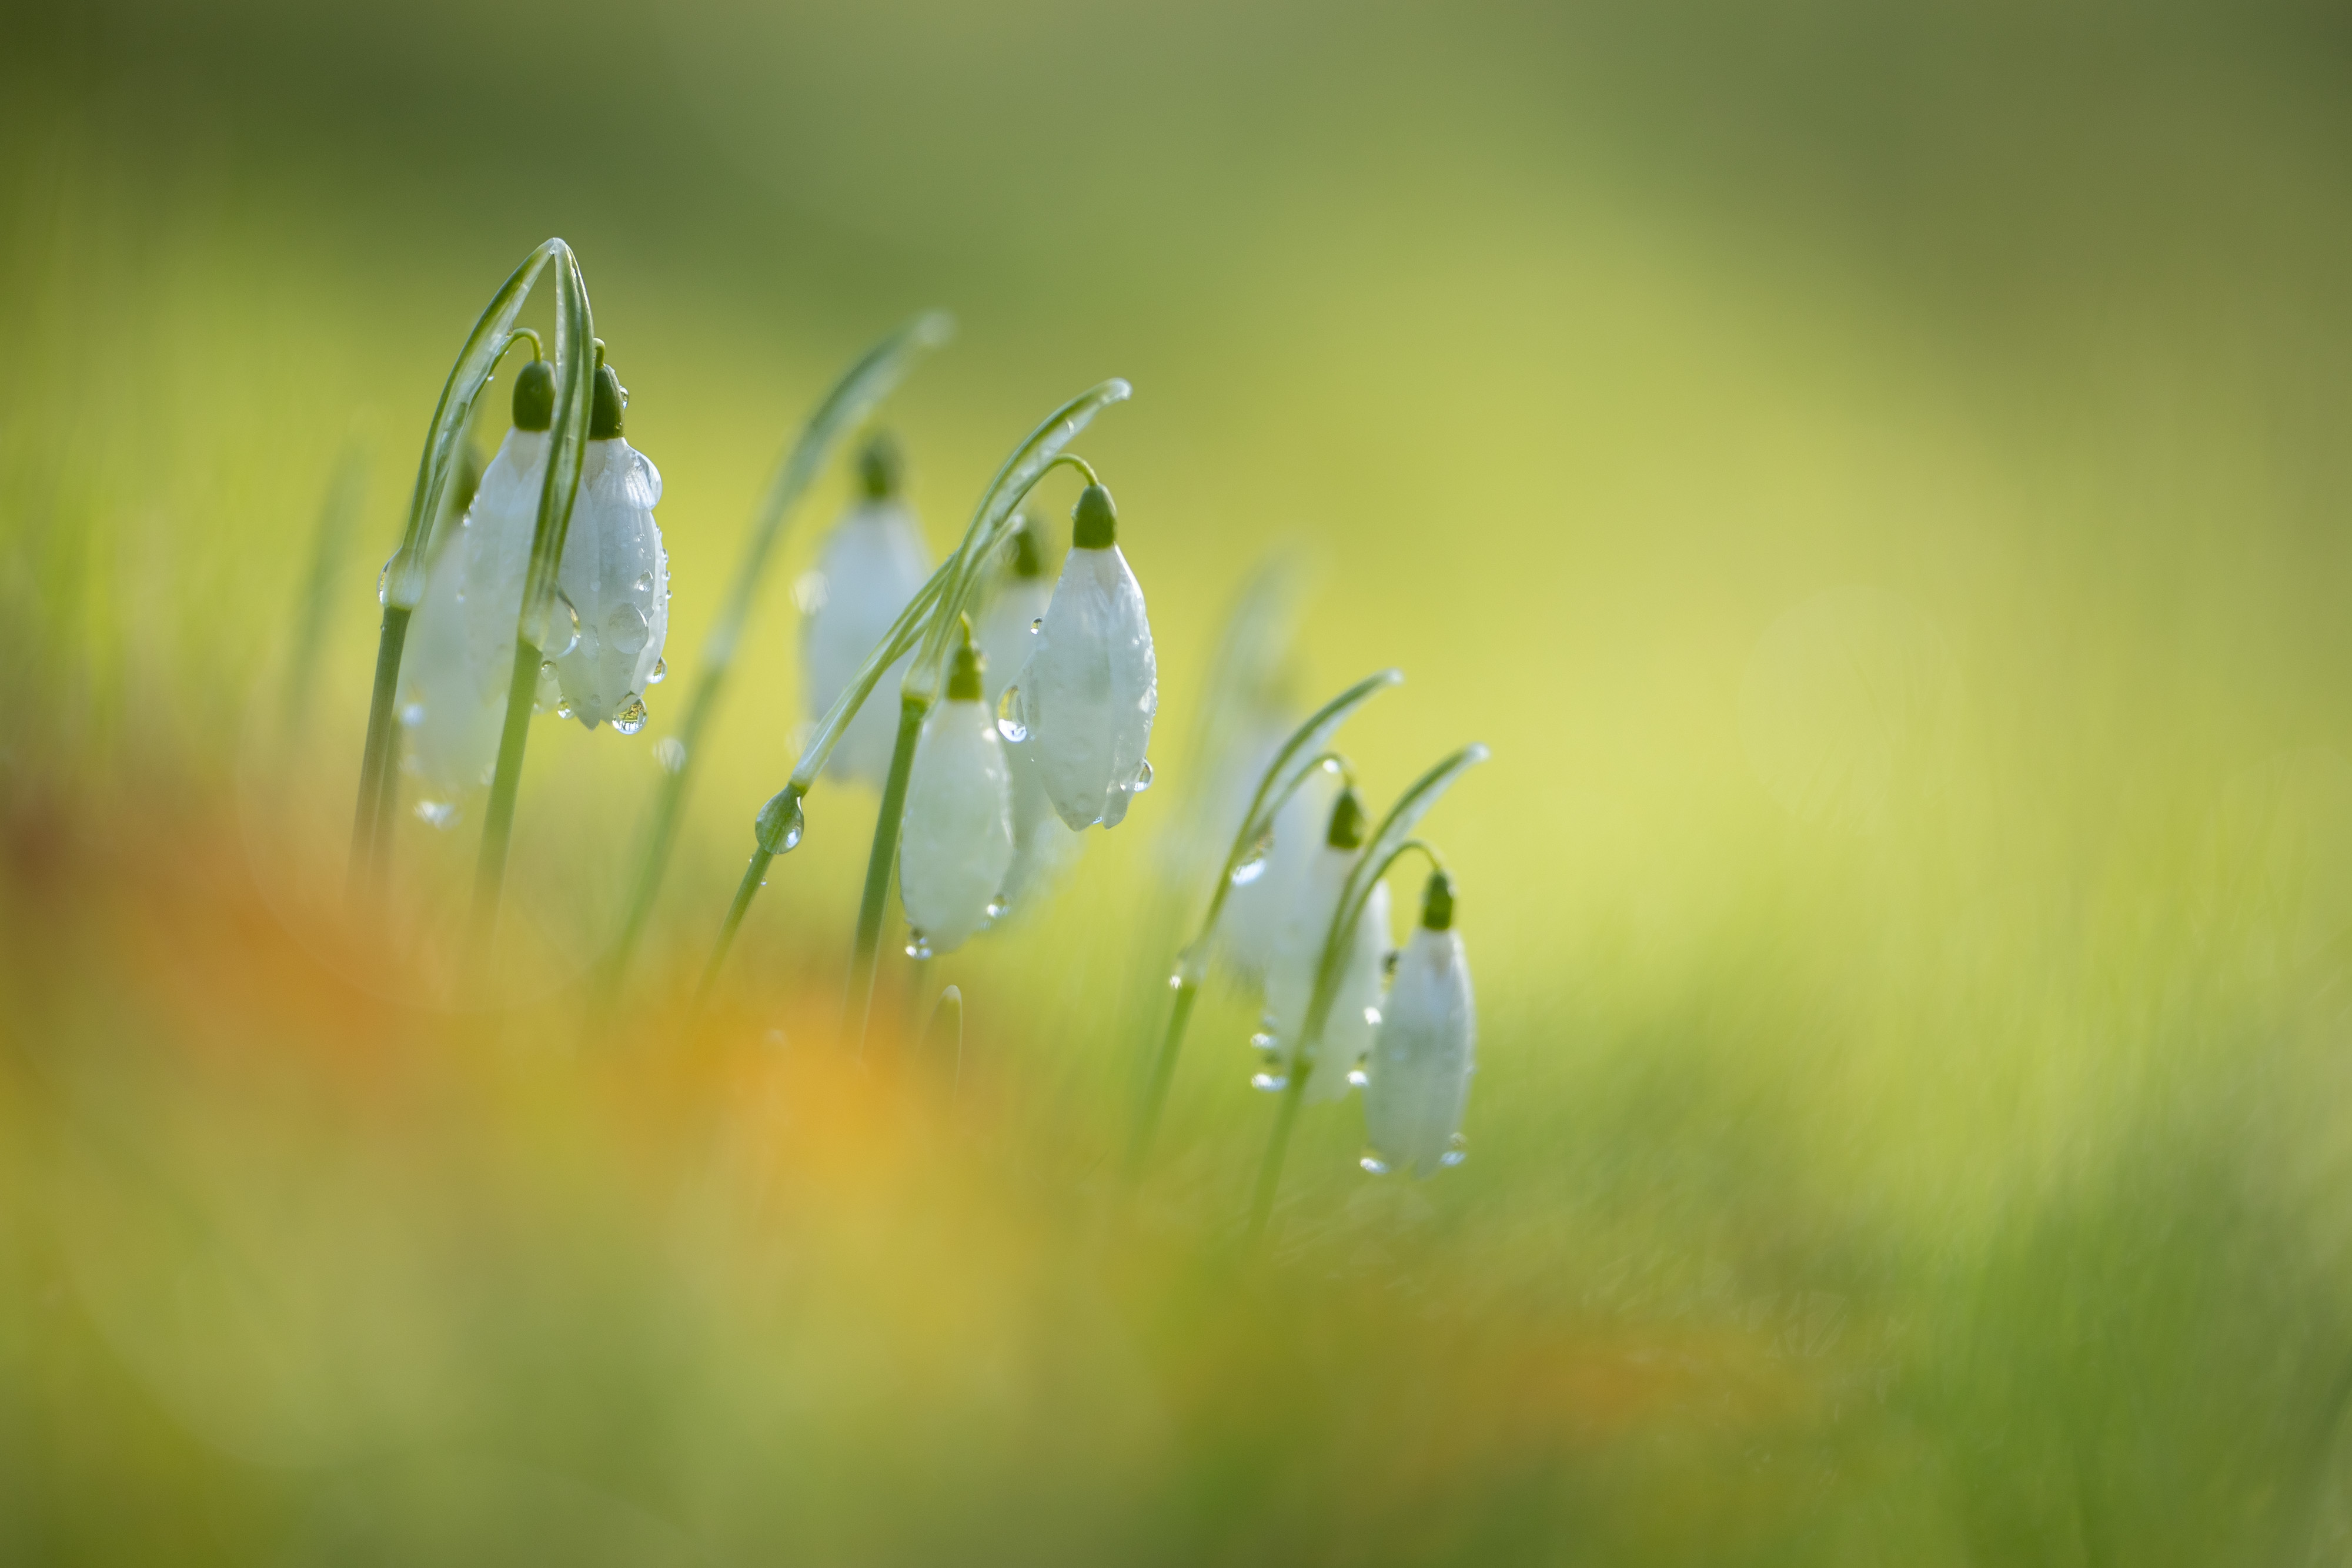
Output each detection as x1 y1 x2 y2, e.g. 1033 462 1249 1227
1012 484 1157 830
898 623 1015 955
550 363 669 732
1362 871 1476 1176
803 432 933 785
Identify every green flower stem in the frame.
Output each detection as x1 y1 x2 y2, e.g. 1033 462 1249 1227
847 696 927 1047
466 247 597 969
347 604 412 904
1242 743 1489 1251
696 845 775 1007
606 313 952 989
1121 670 1403 1181
469 637 548 955
348 239 567 900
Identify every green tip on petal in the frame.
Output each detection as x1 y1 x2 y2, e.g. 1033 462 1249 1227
947 613 985 701
1421 868 1455 931
1009 514 1044 579
1326 787 1368 851
512 360 556 432
590 363 627 439
1072 483 1117 549
859 431 903 499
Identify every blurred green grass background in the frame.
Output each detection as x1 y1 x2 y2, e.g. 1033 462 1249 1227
10 0 2352 1560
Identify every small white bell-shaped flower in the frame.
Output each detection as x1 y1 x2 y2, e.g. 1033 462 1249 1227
802 434 933 785
550 361 669 733
1265 787 1391 1104
1363 870 1476 1176
1012 484 1157 830
897 622 1015 956
396 361 554 808
976 517 1083 913
1217 761 1341 985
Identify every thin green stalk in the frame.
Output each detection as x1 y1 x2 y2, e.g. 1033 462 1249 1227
348 604 412 904
467 246 597 967
696 847 774 1006
349 239 567 899
848 697 926 1047
1122 670 1403 1179
606 313 952 988
1242 742 1489 1250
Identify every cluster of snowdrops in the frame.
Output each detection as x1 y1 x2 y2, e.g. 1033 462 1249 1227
352 240 1482 1220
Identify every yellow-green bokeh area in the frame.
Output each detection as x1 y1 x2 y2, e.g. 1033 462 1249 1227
9 0 2352 1562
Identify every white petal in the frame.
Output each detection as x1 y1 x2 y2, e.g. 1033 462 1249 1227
975 577 1051 707
803 499 933 786
1015 545 1157 830
395 429 546 796
897 699 1015 954
552 438 669 729
1363 927 1476 1175
1264 847 1390 1102
1216 765 1338 985
995 737 1085 917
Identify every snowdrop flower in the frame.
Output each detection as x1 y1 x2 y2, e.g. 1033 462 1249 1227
550 360 669 733
802 434 933 785
976 517 1083 912
1362 870 1476 1176
1264 787 1391 1104
1012 484 1157 830
897 621 1014 957
395 359 553 808
1217 761 1341 985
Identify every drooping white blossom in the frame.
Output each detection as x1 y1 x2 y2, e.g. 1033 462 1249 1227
802 435 933 787
1217 761 1341 985
549 363 668 732
975 517 1083 912
396 379 551 807
1264 787 1391 1104
897 628 1014 956
1362 871 1476 1176
1013 484 1156 831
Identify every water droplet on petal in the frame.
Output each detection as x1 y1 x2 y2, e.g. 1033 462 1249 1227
399 702 425 728
376 559 391 604
1133 758 1153 792
608 602 649 654
1348 1068 1369 1087
1228 833 1273 884
1029 618 1042 634
648 657 667 685
613 695 649 735
653 736 686 773
1167 971 1185 990
1359 1153 1391 1175
995 684 1028 743
1362 1005 1382 1027
534 660 562 713
554 699 575 720
633 570 654 594
1250 1029 1278 1052
415 800 459 830
904 931 933 961
1439 1134 1468 1168
1251 1072 1289 1093
538 591 581 657
985 896 1009 922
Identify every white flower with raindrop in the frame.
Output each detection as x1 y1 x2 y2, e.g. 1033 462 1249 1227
801 433 933 786
897 620 1015 957
1362 869 1476 1176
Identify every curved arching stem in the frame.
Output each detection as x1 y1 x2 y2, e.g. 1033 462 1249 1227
349 239 568 904
1122 670 1404 1185
466 246 597 975
1244 743 1489 1249
605 311 953 992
